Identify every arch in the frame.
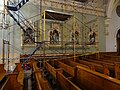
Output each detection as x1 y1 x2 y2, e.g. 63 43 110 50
116 29 120 55
105 0 120 52
106 0 119 18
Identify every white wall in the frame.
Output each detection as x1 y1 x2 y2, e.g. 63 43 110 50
106 2 120 52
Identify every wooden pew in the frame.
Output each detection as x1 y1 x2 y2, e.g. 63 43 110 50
1 63 24 90
64 59 90 69
13 63 22 72
45 61 81 90
34 70 51 90
32 62 40 73
29 62 42 90
103 55 120 61
77 60 110 75
0 64 6 90
0 73 6 82
75 66 120 90
57 71 81 90
0 64 6 73
57 61 75 77
87 52 120 62
81 57 115 70
86 53 120 64
1 71 24 90
45 62 62 80
81 57 120 79
31 62 51 90
115 64 120 79
34 72 42 90
0 64 6 82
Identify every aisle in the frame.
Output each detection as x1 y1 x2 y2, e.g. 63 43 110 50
23 69 32 90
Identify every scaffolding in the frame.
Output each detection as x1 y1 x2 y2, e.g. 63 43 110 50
41 0 101 57
0 0 106 70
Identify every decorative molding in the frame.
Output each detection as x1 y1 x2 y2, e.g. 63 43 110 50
45 0 105 17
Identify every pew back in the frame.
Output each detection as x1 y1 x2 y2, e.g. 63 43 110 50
0 64 6 73
76 66 120 90
1 73 24 90
57 61 75 77
57 71 81 90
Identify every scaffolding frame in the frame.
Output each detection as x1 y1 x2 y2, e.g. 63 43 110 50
0 0 107 66
41 0 102 60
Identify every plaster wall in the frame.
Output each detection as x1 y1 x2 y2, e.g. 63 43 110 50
106 2 120 52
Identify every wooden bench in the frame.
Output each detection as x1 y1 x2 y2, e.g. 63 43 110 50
45 61 81 90
0 64 6 82
86 52 120 62
34 72 42 90
76 59 110 75
1 71 24 90
13 63 22 72
45 62 62 80
31 61 51 90
81 56 120 79
32 62 40 73
62 59 92 70
75 66 120 90
102 55 120 61
34 70 51 90
56 61 76 77
57 71 81 90
0 73 6 82
86 53 120 64
0 64 6 73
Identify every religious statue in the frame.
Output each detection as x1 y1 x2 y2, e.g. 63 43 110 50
53 29 59 44
24 27 35 44
71 31 79 44
75 31 79 44
71 32 74 43
50 30 54 44
89 28 96 44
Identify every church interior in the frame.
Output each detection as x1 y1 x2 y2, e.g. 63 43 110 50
0 0 120 90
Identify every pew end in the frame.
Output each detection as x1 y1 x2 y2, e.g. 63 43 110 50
0 64 6 73
1 72 24 90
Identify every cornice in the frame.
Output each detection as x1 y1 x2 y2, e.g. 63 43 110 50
45 0 105 17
